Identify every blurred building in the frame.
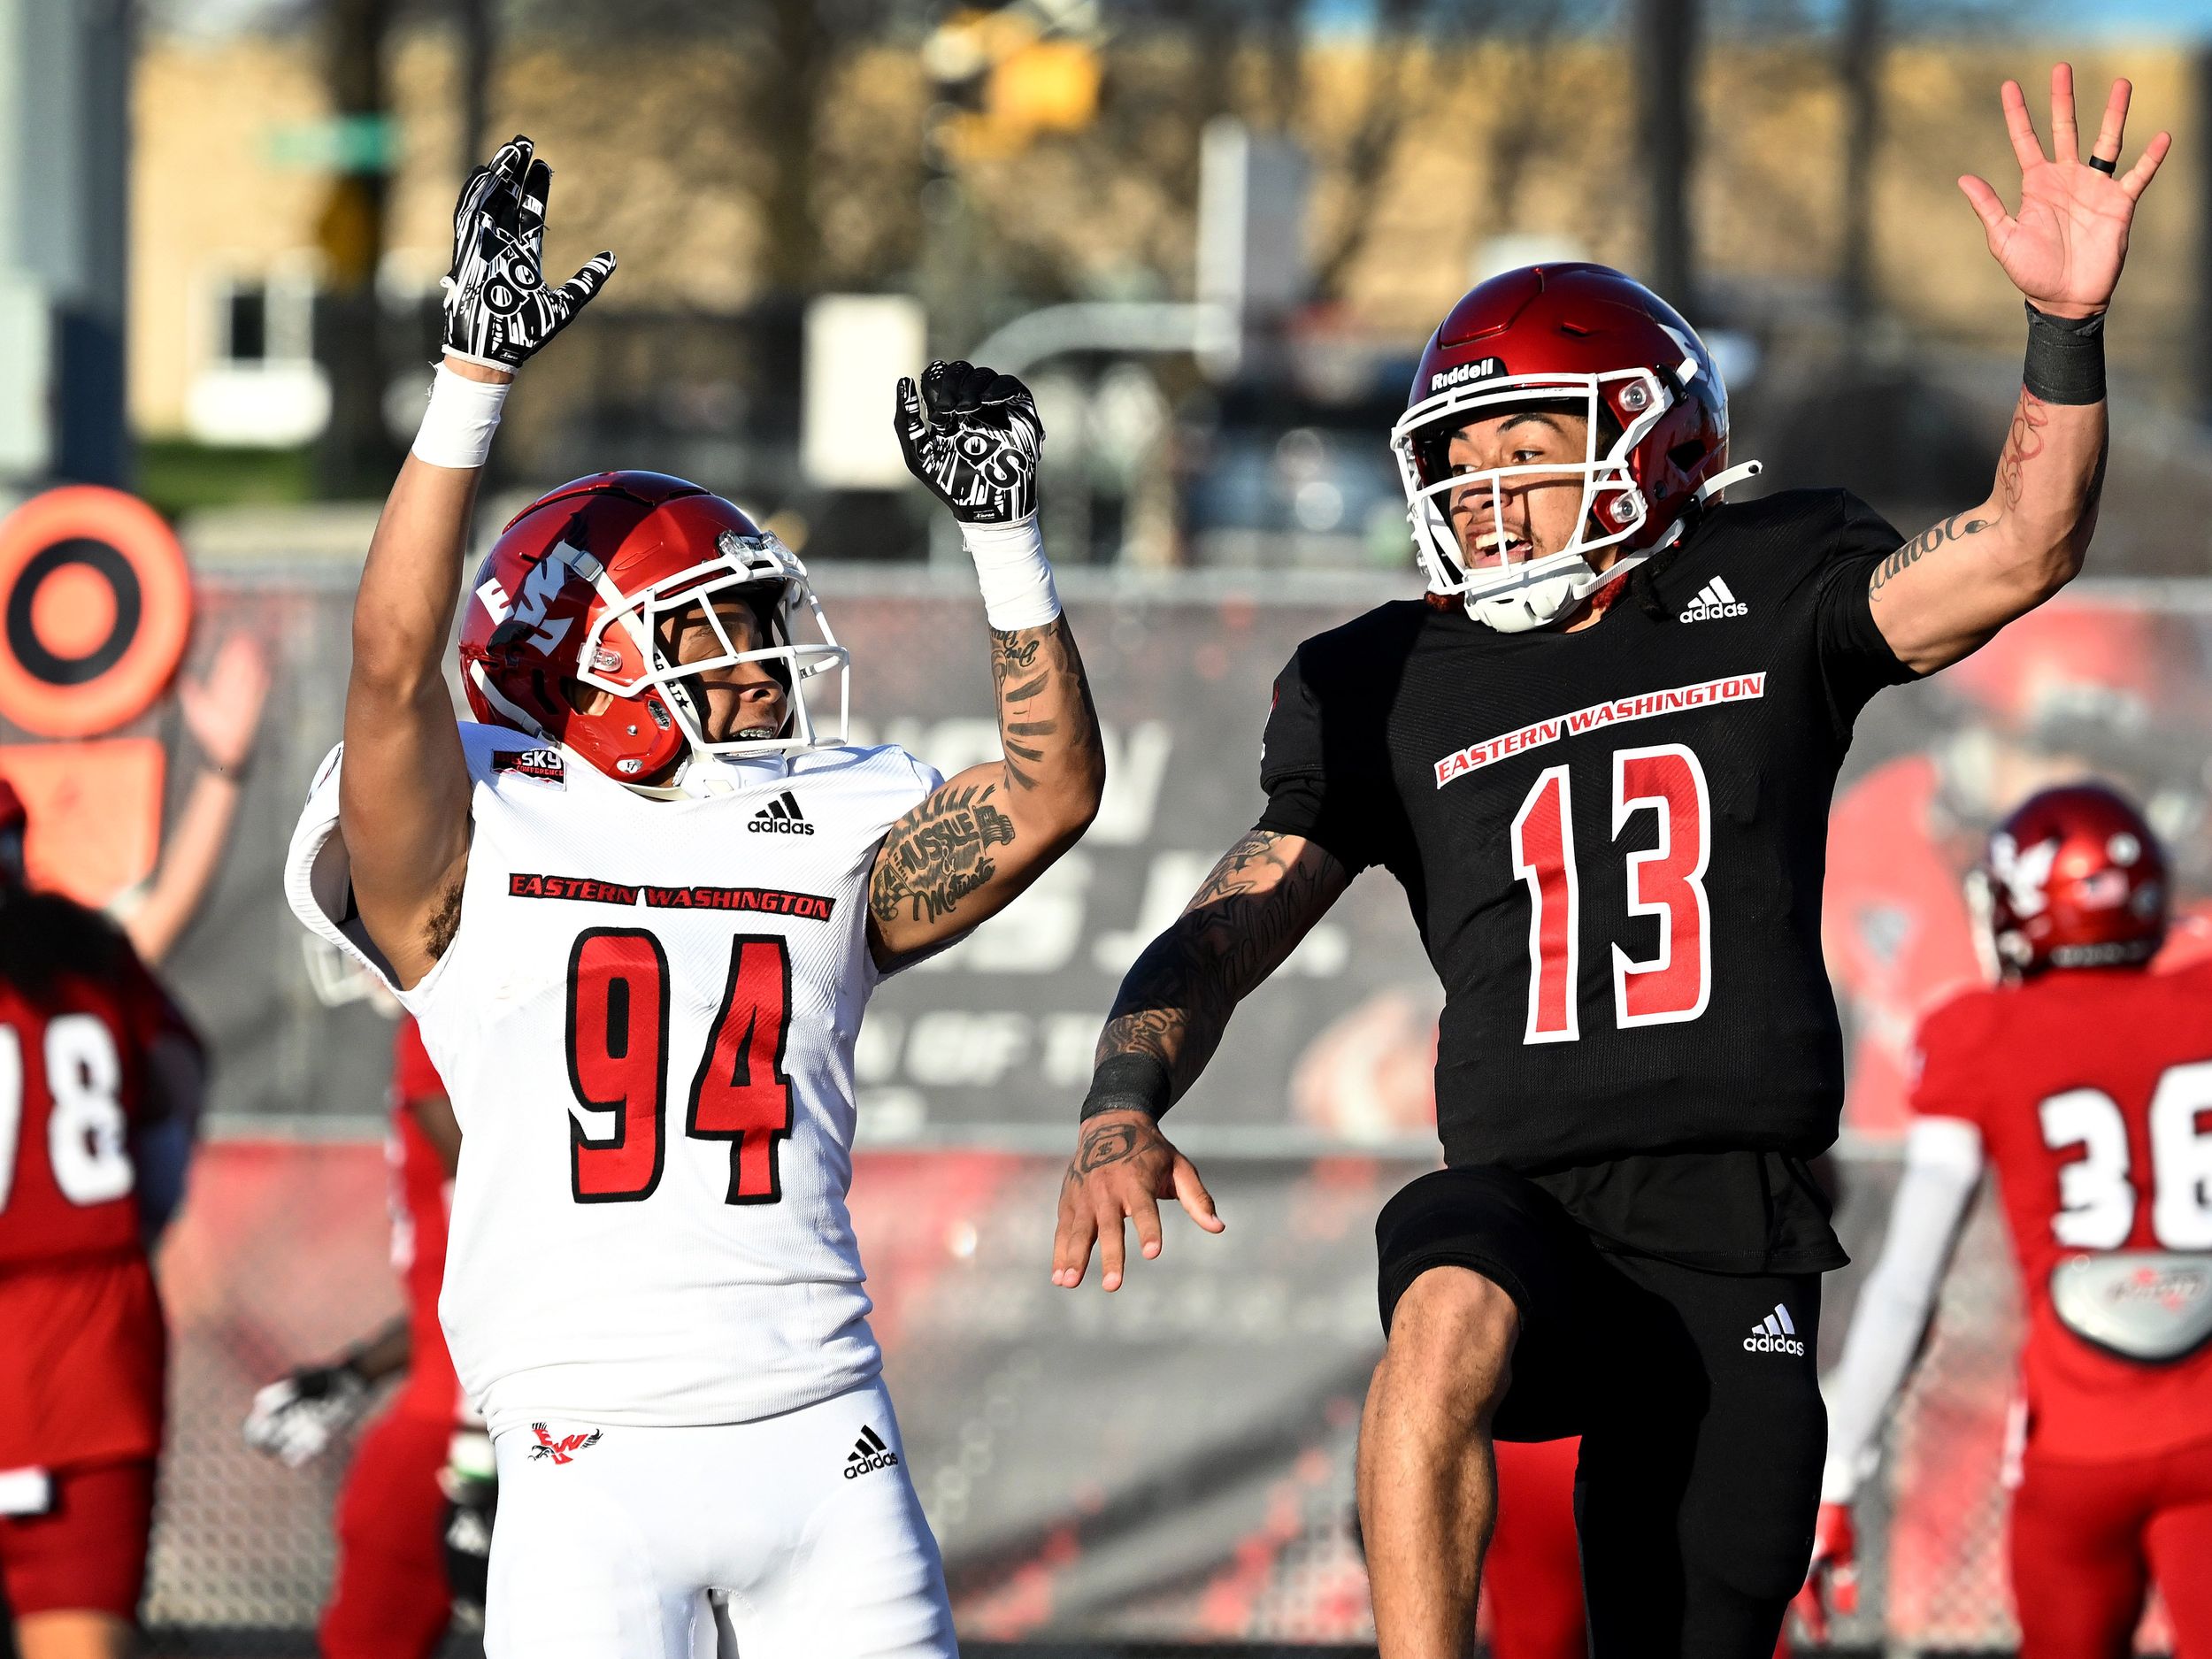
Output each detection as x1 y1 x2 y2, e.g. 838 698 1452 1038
128 16 2212 569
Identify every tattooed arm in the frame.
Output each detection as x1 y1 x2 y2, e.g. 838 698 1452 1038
866 617 1105 970
1868 65 2166 675
1051 828 1352 1290
1863 388 2104 676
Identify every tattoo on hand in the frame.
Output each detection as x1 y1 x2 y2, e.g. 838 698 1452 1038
870 781 1018 926
1871 510 1994 601
1073 1119 1156 1175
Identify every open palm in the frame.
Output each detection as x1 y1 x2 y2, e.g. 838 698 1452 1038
1962 65 2170 319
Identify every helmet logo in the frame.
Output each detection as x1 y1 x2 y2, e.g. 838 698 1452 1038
508 547 576 652
1427 356 1507 395
1989 832 2059 918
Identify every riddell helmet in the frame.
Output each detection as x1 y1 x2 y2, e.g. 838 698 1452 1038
459 472 848 787
1970 784 2169 980
1392 263 1753 632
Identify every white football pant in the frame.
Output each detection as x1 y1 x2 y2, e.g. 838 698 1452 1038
484 1379 956 1658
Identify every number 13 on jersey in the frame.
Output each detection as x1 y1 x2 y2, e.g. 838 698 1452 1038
1510 744 1712 1044
565 930 795 1205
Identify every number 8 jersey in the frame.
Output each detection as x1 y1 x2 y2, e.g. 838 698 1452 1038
287 725 941 1437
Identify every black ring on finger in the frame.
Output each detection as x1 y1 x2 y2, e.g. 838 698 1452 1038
2087 154 2117 175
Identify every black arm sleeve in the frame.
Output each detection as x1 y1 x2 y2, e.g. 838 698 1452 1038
1253 648 1384 876
1812 490 1922 733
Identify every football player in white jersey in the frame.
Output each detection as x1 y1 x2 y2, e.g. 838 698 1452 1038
284 136 1103 1659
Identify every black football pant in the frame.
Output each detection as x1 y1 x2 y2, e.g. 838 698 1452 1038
1375 1165 1826 1659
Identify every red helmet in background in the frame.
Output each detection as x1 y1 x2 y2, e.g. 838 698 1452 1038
1391 263 1751 633
1970 783 2169 980
458 471 848 787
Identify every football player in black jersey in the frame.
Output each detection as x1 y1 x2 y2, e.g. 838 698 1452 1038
1052 65 2170 1658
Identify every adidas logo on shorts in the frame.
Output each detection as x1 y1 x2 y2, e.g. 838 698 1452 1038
845 1425 898 1479
749 790 814 835
1744 1302 1805 1356
1678 577 1747 623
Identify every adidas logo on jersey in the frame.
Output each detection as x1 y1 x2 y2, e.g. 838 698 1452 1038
844 1425 898 1479
749 791 814 835
1678 577 1747 623
1744 1302 1805 1356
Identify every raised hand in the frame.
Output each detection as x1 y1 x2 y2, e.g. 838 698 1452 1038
177 633 270 774
442 134 615 372
1961 65 2170 319
896 359 1046 524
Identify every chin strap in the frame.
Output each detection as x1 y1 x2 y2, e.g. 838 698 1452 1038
1694 458 1763 505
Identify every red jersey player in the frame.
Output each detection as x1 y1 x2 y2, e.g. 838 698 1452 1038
1802 783 2212 1655
244 1017 465 1658
0 780 204 1659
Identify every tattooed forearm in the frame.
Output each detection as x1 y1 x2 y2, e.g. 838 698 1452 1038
870 612 1103 963
869 782 1018 926
1996 393 2049 511
1870 510 1995 603
991 633 1041 676
989 618 1099 795
1094 830 1345 1095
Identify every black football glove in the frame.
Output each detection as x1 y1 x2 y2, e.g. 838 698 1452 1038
442 134 614 372
895 359 1046 524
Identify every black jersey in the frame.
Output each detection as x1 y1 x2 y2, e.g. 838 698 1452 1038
1257 489 1918 1270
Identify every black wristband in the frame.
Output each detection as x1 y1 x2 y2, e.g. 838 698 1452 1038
2022 303 2106 405
1080 1052 1173 1122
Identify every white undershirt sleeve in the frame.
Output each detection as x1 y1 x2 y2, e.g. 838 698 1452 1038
1819 1115 1985 1505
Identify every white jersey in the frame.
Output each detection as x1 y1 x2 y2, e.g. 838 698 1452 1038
287 724 940 1437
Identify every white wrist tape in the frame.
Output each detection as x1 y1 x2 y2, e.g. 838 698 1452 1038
411 364 511 470
961 513 1061 632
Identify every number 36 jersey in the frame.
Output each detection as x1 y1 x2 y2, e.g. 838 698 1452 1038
1258 490 1919 1269
287 726 940 1437
1909 959 2212 1463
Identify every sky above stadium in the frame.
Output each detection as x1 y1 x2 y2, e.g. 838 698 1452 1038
153 0 2211 42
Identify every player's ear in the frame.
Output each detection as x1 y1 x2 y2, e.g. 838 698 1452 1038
561 678 611 718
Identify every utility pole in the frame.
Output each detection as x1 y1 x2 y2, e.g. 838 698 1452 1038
2197 47 2212 426
0 0 132 489
315 0 398 496
1633 0 1699 311
457 0 496 171
1837 0 1884 335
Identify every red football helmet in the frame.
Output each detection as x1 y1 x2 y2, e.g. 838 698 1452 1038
458 472 848 787
1970 784 2169 979
1391 263 1752 632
